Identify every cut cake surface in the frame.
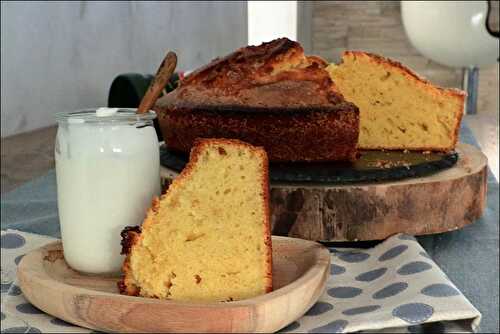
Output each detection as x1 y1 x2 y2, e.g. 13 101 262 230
119 139 272 302
327 51 465 151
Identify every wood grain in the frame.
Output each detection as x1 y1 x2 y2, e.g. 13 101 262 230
17 237 330 333
161 143 488 241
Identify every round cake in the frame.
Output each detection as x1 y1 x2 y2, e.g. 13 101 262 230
154 38 360 162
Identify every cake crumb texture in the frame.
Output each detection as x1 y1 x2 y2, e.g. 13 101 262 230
327 51 465 151
119 139 272 302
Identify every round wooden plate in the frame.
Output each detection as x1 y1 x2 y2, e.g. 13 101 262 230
17 237 330 333
161 143 488 241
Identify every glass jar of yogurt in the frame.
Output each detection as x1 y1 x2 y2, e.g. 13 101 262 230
55 108 160 274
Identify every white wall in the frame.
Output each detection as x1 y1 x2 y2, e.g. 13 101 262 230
248 1 297 46
1 1 247 137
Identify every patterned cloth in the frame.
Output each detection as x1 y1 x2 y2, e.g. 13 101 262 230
1 230 480 333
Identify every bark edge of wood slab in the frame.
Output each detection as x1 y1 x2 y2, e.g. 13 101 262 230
17 237 330 333
161 143 488 241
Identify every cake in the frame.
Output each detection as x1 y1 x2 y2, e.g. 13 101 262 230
327 51 465 151
118 138 272 302
155 38 360 162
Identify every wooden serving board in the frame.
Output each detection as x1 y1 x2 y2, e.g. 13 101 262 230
161 143 488 241
17 237 330 333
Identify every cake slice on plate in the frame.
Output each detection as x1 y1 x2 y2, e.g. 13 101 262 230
118 139 272 302
327 51 465 151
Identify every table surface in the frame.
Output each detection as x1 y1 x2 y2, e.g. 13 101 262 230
1 126 498 333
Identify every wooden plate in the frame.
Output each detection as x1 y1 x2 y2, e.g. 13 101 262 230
17 236 330 333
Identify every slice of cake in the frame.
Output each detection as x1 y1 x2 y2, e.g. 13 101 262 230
327 51 465 151
118 139 272 302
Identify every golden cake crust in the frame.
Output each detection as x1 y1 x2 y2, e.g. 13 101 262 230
341 51 465 151
118 138 273 298
169 38 343 108
155 38 360 162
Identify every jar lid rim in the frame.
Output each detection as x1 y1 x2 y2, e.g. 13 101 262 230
55 108 156 123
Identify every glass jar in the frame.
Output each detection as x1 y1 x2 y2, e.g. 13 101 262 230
55 108 160 274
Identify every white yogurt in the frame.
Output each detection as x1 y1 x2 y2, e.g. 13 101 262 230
96 107 119 117
55 109 160 274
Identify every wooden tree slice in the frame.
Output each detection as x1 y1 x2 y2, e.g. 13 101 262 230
161 143 488 241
